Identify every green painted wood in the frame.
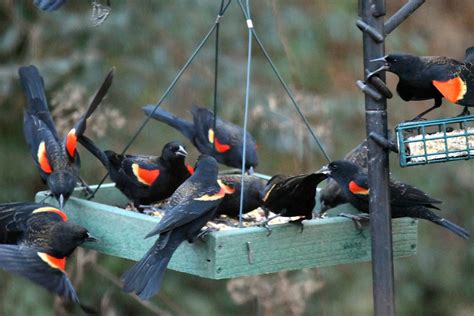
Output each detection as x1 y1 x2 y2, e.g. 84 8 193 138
35 184 418 279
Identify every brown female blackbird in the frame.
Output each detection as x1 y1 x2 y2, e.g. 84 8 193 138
121 155 234 300
0 202 96 308
320 160 470 239
19 65 114 209
261 172 328 231
370 47 474 119
78 135 193 208
143 104 258 171
215 174 266 218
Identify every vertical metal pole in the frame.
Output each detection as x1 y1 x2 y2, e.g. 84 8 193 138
359 0 395 315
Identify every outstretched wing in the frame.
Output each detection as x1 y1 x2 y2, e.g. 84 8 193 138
0 245 79 303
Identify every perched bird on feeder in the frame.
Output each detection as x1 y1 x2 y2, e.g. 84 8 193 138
33 0 67 11
320 160 470 240
121 155 234 300
319 139 369 215
0 202 97 310
215 174 266 218
369 47 474 120
260 172 328 233
19 65 114 209
143 105 259 171
78 135 193 209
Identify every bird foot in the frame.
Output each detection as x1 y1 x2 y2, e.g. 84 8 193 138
288 218 305 233
338 213 370 233
140 205 164 216
456 107 471 117
257 220 273 237
189 227 218 243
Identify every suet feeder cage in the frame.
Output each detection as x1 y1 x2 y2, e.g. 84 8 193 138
396 115 474 167
36 184 418 279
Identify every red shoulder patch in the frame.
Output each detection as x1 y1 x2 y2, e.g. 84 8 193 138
32 206 68 221
37 142 53 174
37 252 66 271
186 164 195 175
214 137 231 153
433 77 467 103
132 163 160 186
348 180 369 195
66 128 77 158
207 128 231 153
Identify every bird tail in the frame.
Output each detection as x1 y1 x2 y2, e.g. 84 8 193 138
414 207 470 240
121 231 180 300
77 135 110 169
74 67 115 136
143 105 195 140
18 65 48 113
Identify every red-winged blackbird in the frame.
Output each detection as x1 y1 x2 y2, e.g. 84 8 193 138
78 135 193 208
370 47 474 119
215 174 266 218
19 65 114 209
33 0 66 11
0 202 97 308
143 105 258 171
319 139 368 214
320 160 470 239
261 172 328 231
121 155 234 300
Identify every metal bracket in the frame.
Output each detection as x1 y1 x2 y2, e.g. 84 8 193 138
357 80 383 101
369 132 399 153
246 241 254 264
356 19 384 43
385 0 425 35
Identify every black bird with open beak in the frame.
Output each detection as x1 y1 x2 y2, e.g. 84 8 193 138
78 136 194 209
368 47 474 119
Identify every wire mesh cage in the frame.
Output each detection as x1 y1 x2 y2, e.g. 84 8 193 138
396 115 474 167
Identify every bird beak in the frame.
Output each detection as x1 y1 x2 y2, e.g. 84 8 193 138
59 194 65 211
85 233 99 242
317 165 331 175
247 166 255 175
176 146 188 157
367 56 389 79
370 56 388 63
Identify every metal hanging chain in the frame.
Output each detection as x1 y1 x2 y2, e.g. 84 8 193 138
237 1 332 163
89 2 233 199
238 0 253 227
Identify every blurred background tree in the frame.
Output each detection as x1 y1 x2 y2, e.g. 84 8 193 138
0 0 473 315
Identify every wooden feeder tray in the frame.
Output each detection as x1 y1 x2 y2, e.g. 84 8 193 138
35 183 418 279
396 115 474 167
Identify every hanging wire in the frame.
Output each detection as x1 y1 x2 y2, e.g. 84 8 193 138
89 2 233 199
237 1 332 163
213 0 232 148
238 0 253 227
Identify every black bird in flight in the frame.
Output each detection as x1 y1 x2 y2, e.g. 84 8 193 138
0 202 97 310
143 105 259 171
369 47 474 119
121 155 234 300
320 160 470 240
78 135 193 208
19 65 114 209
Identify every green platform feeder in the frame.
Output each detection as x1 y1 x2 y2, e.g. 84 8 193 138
35 183 418 279
396 115 474 167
